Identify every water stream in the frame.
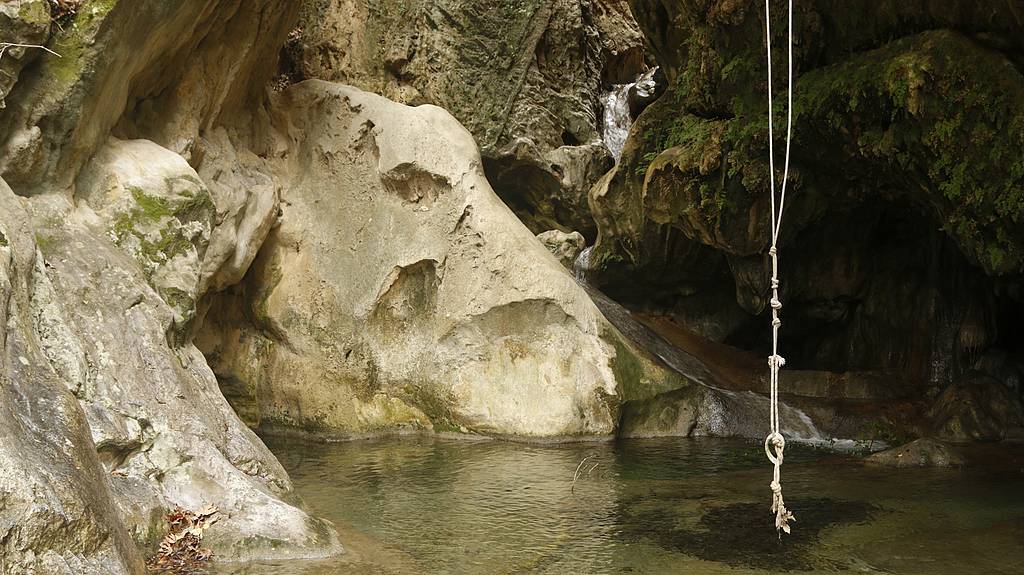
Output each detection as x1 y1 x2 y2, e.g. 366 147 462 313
574 246 821 441
600 68 659 160
219 437 1024 575
601 84 633 160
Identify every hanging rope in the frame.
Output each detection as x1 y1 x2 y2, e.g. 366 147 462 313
763 0 795 536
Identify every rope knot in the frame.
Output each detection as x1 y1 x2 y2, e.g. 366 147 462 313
763 0 795 536
763 431 785 465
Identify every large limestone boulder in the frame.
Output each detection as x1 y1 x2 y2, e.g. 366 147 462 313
289 0 648 237
198 81 677 439
27 189 340 560
0 180 145 574
76 138 216 340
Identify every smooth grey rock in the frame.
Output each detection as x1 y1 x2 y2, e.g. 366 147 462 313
0 179 146 575
26 193 341 560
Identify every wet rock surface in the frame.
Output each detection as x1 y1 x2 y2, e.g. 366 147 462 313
866 438 966 468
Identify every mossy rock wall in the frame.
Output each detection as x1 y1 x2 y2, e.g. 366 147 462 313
590 1 1024 394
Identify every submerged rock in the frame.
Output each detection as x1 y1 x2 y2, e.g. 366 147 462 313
866 438 966 468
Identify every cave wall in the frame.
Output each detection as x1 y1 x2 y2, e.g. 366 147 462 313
588 0 1024 437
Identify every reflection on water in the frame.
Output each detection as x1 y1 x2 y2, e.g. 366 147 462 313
220 437 1024 575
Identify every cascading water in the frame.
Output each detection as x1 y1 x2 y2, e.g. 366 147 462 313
600 84 633 160
600 67 660 161
572 247 823 441
573 246 592 282
591 68 825 441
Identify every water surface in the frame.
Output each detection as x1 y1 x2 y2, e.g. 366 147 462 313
221 437 1024 574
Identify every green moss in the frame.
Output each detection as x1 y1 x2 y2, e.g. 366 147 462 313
19 0 51 26
788 31 1024 273
128 187 173 221
401 383 459 431
34 232 56 255
625 29 1023 275
431 421 463 434
46 0 120 86
110 186 213 269
607 333 686 402
234 535 286 552
160 286 194 313
0 230 8 247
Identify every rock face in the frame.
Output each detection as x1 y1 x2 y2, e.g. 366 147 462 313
0 1 717 564
289 0 648 238
1 181 145 575
0 1 50 110
588 1 1024 434
928 372 1024 442
0 0 341 566
197 81 681 439
26 191 339 560
76 138 216 340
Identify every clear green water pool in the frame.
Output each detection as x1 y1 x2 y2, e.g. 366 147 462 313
219 437 1024 574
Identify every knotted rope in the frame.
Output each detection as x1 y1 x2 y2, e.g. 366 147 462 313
763 0 795 536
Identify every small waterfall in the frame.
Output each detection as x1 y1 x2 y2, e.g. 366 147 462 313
573 249 823 442
573 246 592 282
600 67 660 161
600 84 633 160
